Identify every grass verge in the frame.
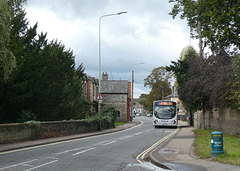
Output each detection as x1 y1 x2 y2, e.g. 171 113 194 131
194 129 240 166
114 122 126 127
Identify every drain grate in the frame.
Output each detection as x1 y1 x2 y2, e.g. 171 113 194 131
159 148 179 154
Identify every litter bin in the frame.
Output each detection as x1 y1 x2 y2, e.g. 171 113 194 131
211 131 223 158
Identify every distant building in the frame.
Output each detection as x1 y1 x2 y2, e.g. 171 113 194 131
82 75 99 113
133 98 148 115
164 91 186 120
101 72 131 122
164 91 179 103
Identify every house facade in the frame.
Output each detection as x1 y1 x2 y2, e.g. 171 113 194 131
82 75 99 113
101 72 131 122
132 98 148 115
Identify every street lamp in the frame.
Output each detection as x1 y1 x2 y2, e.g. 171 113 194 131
98 11 127 114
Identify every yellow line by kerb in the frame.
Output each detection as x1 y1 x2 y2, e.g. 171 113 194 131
136 127 180 164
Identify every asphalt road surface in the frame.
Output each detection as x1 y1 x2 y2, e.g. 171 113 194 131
0 116 177 171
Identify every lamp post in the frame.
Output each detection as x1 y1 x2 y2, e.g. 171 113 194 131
131 62 146 121
98 11 127 114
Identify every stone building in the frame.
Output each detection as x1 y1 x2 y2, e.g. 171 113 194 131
133 98 148 115
82 75 99 113
101 72 131 122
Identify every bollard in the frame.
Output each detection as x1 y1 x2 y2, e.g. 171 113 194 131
211 131 223 158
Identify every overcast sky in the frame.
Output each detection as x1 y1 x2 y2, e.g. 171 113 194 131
25 0 199 98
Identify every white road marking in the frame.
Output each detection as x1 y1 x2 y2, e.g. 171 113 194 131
117 135 133 140
135 132 143 135
72 147 96 156
55 147 85 155
24 160 58 171
22 164 34 167
145 129 153 132
102 141 116 146
156 130 162 133
94 140 113 146
165 130 174 133
0 159 38 170
48 157 58 160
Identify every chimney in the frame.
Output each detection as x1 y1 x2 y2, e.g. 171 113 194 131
102 71 108 80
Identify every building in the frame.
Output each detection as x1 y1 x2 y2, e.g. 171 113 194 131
132 98 148 116
164 91 179 103
164 91 186 120
101 72 131 122
82 75 99 113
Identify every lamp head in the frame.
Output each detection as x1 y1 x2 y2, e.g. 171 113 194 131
117 11 127 15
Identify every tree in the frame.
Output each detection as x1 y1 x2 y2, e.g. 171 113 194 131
168 47 235 111
167 46 198 88
167 46 200 126
0 0 26 81
229 55 240 110
144 67 172 111
139 94 147 98
0 2 87 123
169 0 240 51
0 0 38 123
138 98 147 110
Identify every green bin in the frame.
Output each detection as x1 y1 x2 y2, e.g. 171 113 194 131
211 131 223 158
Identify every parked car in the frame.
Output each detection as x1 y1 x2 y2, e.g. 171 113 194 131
135 112 141 116
147 113 152 117
178 110 183 114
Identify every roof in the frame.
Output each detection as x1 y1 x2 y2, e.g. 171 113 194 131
101 80 129 94
164 92 179 99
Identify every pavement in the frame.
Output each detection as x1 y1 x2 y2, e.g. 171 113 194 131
1 119 240 171
149 120 240 171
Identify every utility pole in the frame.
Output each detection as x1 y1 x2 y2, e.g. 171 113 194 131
198 22 203 59
131 70 134 121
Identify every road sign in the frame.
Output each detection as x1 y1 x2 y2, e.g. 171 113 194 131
96 93 104 100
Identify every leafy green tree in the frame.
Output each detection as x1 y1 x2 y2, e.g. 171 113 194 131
229 55 240 109
168 48 235 111
139 94 147 98
0 2 87 123
144 67 172 111
169 0 240 51
0 0 37 123
167 46 200 115
0 0 26 81
167 46 198 88
146 81 171 111
138 98 147 110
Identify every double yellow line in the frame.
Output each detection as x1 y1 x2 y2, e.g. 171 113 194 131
136 127 180 164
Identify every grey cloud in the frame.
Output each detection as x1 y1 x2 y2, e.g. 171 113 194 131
25 0 193 97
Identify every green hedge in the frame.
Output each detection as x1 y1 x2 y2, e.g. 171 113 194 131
83 107 118 130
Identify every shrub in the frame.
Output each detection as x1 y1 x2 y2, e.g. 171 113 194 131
102 107 118 124
19 110 37 122
24 120 41 127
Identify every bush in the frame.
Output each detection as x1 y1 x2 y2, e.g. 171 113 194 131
24 120 41 127
19 110 37 122
82 107 118 130
102 107 118 124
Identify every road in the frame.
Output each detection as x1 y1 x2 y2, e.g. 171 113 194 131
0 116 177 171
